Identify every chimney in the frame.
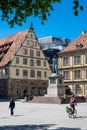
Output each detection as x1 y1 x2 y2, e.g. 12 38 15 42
82 30 86 34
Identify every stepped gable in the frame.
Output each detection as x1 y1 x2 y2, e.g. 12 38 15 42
0 30 28 67
59 31 87 53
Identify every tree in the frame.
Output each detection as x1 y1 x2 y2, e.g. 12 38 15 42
0 0 83 27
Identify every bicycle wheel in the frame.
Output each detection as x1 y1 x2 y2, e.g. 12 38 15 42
68 112 72 118
68 113 72 118
73 109 77 117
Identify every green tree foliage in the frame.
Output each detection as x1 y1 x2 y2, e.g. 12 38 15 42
0 0 83 27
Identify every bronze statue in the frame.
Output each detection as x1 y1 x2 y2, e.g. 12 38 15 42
52 55 58 74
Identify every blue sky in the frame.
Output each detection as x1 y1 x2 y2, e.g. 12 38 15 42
0 0 87 41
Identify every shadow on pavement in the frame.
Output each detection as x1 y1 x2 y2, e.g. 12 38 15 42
0 99 10 102
57 128 81 130
0 124 81 130
1 114 24 119
76 115 87 119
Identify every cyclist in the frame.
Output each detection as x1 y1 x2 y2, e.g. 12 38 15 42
70 94 77 113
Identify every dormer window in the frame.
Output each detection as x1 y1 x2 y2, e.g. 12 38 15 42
76 43 83 49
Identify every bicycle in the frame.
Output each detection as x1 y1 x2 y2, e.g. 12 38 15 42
65 106 77 118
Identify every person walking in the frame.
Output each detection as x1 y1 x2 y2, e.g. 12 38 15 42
9 99 15 116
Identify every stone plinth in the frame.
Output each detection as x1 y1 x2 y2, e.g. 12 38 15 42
46 73 65 98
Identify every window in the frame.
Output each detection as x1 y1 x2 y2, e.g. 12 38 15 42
30 59 34 66
36 51 40 57
16 57 19 64
85 86 87 90
74 56 81 65
37 71 41 77
76 43 83 49
75 84 82 93
43 61 46 67
23 58 27 65
63 57 69 66
35 41 37 47
86 70 87 79
23 48 28 55
85 55 87 64
26 40 29 46
30 50 34 57
30 70 35 77
30 40 33 47
44 72 47 77
16 69 19 76
64 71 69 80
2 69 5 76
4 68 8 76
36 60 41 66
74 70 81 79
23 70 28 77
30 34 33 37
0 69 8 77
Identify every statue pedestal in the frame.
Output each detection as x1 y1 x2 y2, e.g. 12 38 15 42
28 73 65 104
46 73 65 98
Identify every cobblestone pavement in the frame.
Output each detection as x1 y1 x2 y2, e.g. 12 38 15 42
0 100 87 130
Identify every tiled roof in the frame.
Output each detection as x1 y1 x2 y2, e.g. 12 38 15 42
0 30 28 67
59 32 87 53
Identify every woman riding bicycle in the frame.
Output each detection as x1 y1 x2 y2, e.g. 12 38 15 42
70 94 77 113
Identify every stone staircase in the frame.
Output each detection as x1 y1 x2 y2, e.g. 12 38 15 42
28 96 61 104
27 96 86 104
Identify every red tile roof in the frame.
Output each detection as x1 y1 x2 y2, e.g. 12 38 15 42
59 32 87 54
0 30 28 67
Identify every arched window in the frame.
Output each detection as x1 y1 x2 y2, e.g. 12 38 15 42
30 70 35 77
35 41 37 47
75 84 82 93
30 40 34 47
30 50 34 57
30 59 34 66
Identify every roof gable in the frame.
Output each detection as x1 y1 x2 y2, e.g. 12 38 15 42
60 32 87 53
0 30 28 67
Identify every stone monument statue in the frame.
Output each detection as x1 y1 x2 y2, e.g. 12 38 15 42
46 54 65 103
52 55 58 74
